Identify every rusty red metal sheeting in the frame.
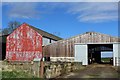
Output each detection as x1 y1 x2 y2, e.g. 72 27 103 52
6 23 42 61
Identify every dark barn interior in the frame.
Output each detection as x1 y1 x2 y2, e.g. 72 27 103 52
88 44 113 65
0 35 7 60
2 43 6 60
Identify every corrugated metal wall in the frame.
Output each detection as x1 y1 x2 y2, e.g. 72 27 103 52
75 44 88 65
113 43 120 66
43 32 120 57
6 23 42 61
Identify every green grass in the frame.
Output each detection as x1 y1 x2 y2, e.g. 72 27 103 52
2 70 36 78
88 74 100 77
101 58 111 62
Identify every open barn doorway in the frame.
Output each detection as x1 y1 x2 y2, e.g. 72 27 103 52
88 44 113 65
101 51 113 64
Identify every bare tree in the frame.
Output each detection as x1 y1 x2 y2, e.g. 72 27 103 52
8 21 21 33
2 28 9 35
2 21 21 35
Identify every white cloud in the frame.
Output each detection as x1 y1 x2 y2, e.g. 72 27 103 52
67 2 118 23
2 2 67 19
2 2 119 23
3 2 41 19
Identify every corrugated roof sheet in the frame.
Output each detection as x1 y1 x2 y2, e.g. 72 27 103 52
0 23 62 43
28 24 62 40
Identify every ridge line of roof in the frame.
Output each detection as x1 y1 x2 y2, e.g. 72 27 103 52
24 23 62 40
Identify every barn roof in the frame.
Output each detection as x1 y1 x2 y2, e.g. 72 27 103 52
66 31 120 41
0 23 62 43
28 23 62 40
43 31 120 57
50 31 120 44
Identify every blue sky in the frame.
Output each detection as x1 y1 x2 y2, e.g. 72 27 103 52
101 51 113 58
2 2 118 39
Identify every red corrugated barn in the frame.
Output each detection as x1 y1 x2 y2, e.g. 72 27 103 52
6 23 42 61
4 23 62 61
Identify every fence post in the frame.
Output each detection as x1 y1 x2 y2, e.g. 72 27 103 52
40 60 44 78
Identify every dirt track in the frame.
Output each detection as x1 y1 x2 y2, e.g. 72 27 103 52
58 64 119 78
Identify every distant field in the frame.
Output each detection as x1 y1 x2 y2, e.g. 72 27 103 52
101 57 112 62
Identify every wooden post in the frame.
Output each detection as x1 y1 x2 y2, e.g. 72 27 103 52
40 59 44 78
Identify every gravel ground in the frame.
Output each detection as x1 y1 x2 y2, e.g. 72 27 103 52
58 64 119 78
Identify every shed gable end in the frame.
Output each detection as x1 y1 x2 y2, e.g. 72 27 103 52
6 23 42 61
